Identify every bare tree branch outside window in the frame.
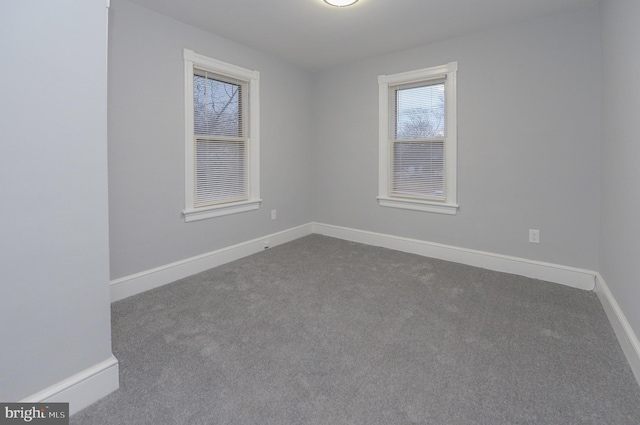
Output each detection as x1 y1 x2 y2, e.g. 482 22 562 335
194 75 241 137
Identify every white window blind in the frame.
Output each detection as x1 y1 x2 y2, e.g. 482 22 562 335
378 61 458 215
390 78 446 201
193 70 248 207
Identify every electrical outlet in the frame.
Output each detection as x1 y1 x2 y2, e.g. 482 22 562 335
271 209 277 220
529 229 540 244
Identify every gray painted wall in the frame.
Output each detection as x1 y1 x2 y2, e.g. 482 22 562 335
110 2 603 277
108 0 313 279
311 7 602 270
0 1 112 400
600 0 640 349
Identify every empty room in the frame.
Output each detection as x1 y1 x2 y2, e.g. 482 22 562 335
2 0 640 423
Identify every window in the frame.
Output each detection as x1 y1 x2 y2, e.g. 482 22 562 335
378 62 458 215
183 49 260 222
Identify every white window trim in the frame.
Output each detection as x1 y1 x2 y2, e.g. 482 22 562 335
377 62 458 215
182 49 261 222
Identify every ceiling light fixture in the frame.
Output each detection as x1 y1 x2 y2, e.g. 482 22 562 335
324 0 359 7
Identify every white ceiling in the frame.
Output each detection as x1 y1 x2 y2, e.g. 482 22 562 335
126 0 598 71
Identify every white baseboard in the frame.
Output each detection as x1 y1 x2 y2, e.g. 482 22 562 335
594 273 640 386
112 221 595 303
311 222 596 291
21 355 119 416
110 223 313 302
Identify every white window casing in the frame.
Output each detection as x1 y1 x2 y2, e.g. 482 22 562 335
378 62 458 215
183 49 261 222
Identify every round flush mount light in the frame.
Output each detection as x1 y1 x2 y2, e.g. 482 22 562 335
324 0 359 7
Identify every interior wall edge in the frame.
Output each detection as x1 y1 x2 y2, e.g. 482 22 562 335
110 223 314 302
21 355 119 416
111 222 596 302
594 273 640 388
312 223 596 291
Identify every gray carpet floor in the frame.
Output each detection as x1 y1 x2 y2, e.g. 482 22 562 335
72 235 640 424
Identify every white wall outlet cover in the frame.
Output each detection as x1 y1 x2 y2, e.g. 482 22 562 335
529 229 540 243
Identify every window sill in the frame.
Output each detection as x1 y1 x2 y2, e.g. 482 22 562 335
377 196 458 215
183 199 262 222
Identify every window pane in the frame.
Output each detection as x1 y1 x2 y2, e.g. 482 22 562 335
195 139 247 206
396 83 445 139
194 75 242 137
392 141 444 199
